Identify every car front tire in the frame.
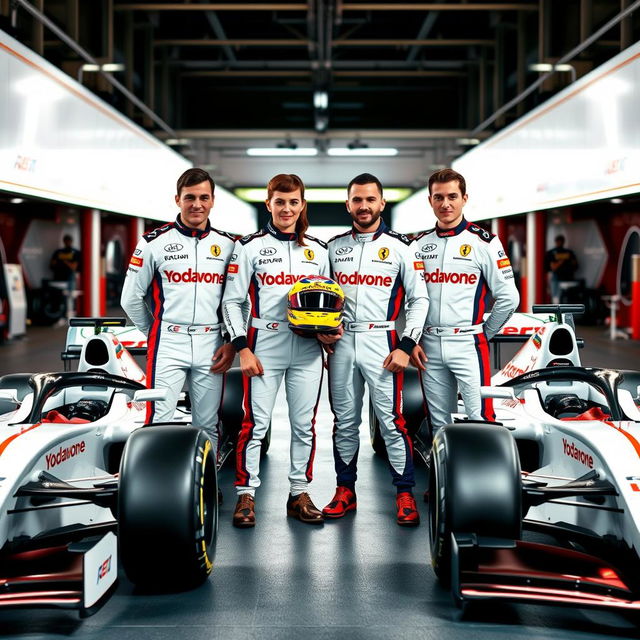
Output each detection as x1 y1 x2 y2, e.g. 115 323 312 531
118 426 217 589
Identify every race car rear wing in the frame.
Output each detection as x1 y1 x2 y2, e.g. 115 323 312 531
62 317 147 363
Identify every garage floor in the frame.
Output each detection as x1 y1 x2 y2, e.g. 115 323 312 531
2 323 640 638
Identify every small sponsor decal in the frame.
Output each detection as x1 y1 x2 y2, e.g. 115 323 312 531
304 249 315 261
164 243 184 252
562 438 593 468
46 440 86 469
460 244 472 257
422 243 437 252
497 258 511 269
532 334 542 349
260 247 277 256
335 246 353 256
266 322 280 330
97 555 112 584
413 261 424 270
130 256 143 267
228 264 239 274
210 244 221 257
134 248 142 256
378 247 389 261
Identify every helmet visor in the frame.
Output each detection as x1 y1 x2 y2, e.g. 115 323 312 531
289 290 343 311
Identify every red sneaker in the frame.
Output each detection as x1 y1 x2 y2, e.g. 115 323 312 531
322 486 357 518
396 492 420 526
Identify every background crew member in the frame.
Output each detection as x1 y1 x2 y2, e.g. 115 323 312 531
223 173 332 527
545 234 579 304
50 234 81 293
412 168 519 433
320 173 428 526
121 167 236 454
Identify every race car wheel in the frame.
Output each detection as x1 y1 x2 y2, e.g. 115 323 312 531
429 423 522 586
118 426 217 589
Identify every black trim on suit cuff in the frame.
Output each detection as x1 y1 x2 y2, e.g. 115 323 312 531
232 336 248 352
397 336 416 356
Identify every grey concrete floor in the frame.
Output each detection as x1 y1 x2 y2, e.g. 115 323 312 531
2 322 640 637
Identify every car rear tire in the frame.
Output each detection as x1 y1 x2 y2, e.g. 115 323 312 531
118 426 217 589
429 423 522 586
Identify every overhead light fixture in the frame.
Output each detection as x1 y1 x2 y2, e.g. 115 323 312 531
165 138 191 146
456 137 481 146
610 198 624 204
78 62 125 82
235 187 412 203
313 91 329 110
529 62 576 82
247 147 318 157
328 147 398 157
10 197 25 204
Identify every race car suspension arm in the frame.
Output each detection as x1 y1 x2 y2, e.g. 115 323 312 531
523 469 617 508
15 471 117 509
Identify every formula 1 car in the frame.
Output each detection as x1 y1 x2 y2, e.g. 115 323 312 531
61 318 270 463
429 305 640 614
0 320 218 615
369 304 584 463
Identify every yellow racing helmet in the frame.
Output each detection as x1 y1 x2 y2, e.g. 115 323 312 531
287 276 345 335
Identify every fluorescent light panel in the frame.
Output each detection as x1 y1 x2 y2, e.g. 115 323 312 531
529 63 574 72
327 147 398 156
235 187 412 203
246 147 318 156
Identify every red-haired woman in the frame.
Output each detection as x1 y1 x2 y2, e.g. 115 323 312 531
222 174 335 527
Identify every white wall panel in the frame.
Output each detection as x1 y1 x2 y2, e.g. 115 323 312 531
0 30 256 234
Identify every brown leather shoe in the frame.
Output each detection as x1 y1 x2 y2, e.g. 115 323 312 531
286 492 324 524
233 493 255 528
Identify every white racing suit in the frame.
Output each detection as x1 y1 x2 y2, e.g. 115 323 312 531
121 214 236 450
327 221 428 491
222 222 329 496
414 218 519 431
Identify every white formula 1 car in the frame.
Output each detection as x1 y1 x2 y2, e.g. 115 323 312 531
428 305 640 615
0 319 218 615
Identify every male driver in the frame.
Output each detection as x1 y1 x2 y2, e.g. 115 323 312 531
545 234 579 304
320 173 428 526
412 168 519 433
121 168 236 453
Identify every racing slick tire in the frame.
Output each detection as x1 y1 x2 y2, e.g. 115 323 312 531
368 368 427 458
118 426 217 589
429 423 522 586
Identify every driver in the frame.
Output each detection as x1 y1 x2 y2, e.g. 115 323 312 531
121 168 236 455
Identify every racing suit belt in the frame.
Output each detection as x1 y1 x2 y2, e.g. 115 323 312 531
424 324 484 336
160 321 222 334
250 317 289 331
345 321 396 332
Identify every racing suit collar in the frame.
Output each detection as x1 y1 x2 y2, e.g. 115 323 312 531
351 218 388 240
266 220 298 241
175 214 211 239
435 217 468 238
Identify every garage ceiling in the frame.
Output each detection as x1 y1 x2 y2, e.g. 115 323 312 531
3 1 638 189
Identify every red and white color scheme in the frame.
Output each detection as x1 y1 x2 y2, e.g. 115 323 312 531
326 220 428 491
121 214 236 449
415 218 519 430
222 221 329 496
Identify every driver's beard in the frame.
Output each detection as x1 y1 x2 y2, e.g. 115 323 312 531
352 211 380 229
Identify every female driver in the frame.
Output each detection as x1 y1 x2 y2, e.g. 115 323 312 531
222 174 332 527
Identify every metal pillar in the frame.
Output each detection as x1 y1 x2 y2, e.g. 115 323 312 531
81 209 103 317
526 211 546 311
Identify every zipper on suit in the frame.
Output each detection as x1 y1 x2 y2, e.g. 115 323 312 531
192 237 199 323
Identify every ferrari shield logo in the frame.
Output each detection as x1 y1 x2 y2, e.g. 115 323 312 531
304 249 315 261
460 244 472 257
210 245 221 257
378 247 389 261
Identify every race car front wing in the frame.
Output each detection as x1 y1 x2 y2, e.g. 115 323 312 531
451 533 640 611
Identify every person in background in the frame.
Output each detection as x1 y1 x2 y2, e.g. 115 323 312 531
545 234 579 304
50 234 81 293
